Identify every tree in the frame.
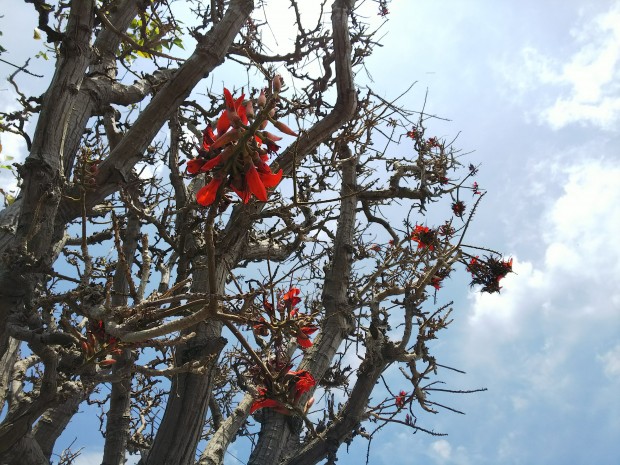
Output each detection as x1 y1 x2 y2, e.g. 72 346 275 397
0 1 512 464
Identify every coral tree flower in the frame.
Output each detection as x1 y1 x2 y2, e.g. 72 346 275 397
467 255 513 293
283 287 302 306
411 225 436 251
297 325 318 349
250 370 316 414
395 390 407 408
452 200 466 218
188 87 291 206
289 370 316 401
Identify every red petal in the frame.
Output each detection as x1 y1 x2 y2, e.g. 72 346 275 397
301 325 318 336
211 129 239 150
283 288 300 300
216 110 230 135
200 154 222 172
196 178 223 206
297 337 313 349
237 103 248 125
250 398 279 414
234 94 245 109
203 126 216 147
187 159 205 175
231 184 252 204
259 168 283 188
224 88 235 110
245 164 267 202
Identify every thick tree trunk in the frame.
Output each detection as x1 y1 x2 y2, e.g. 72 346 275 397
103 212 141 465
248 152 358 465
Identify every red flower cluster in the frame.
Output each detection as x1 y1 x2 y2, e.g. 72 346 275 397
467 255 513 293
406 126 419 140
187 81 297 206
252 287 318 349
80 320 121 367
427 136 440 148
411 225 437 251
250 369 316 414
395 390 407 408
452 200 466 218
430 276 443 290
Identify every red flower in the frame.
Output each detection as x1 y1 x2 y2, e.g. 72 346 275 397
282 287 301 306
203 126 216 150
411 225 436 251
249 370 316 414
297 325 318 349
289 370 316 401
188 88 291 206
427 137 440 148
250 388 288 414
196 177 223 206
245 163 268 202
406 127 419 139
430 276 443 290
395 390 407 408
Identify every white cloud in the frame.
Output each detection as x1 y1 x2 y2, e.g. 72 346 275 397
501 3 620 130
464 159 620 404
598 343 620 379
430 439 452 463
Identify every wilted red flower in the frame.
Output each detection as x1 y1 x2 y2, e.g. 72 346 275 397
452 200 466 218
395 390 407 408
467 255 513 293
438 223 455 237
252 317 270 337
411 225 436 251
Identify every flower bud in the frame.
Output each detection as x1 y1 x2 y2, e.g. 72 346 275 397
257 89 267 108
272 74 283 93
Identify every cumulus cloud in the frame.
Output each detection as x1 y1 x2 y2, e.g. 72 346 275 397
598 343 620 380
455 158 620 462
430 439 452 462
500 3 620 130
466 159 620 376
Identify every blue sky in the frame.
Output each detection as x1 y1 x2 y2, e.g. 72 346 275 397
1 1 620 464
